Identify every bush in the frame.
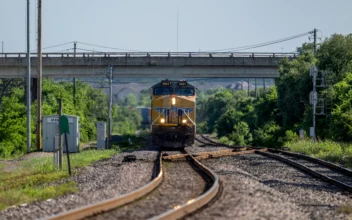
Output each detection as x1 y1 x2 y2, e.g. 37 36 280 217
253 122 282 147
286 140 352 167
284 130 298 143
0 142 15 158
228 122 252 146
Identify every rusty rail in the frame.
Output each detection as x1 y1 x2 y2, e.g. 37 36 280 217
151 150 220 220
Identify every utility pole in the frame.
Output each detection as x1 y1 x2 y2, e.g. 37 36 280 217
26 0 31 153
313 28 317 55
107 66 113 149
36 0 42 150
58 99 63 169
312 28 317 141
73 42 77 107
177 9 179 52
1 41 3 55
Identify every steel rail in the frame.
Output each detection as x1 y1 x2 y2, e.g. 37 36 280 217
199 134 352 192
256 150 352 193
267 149 352 176
46 154 163 220
194 148 267 160
151 150 220 220
162 148 267 161
197 134 243 148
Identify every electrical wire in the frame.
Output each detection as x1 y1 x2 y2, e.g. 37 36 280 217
28 30 313 53
52 48 74 53
42 42 74 50
207 31 313 52
30 42 74 52
77 41 143 52
75 48 106 53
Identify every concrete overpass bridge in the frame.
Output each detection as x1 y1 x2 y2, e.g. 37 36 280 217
0 52 297 78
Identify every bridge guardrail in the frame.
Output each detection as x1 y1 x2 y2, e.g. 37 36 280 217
0 52 298 58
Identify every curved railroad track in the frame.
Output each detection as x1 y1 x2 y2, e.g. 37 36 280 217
47 150 219 220
198 133 352 193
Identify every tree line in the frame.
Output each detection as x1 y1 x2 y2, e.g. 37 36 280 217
0 79 143 158
197 33 352 147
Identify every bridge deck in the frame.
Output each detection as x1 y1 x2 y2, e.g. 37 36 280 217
0 52 297 78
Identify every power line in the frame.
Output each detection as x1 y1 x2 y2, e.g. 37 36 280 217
207 31 313 52
42 41 74 50
31 41 73 52
53 48 74 53
77 41 142 52
75 47 106 53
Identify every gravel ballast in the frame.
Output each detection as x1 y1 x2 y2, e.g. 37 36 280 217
186 154 352 220
282 154 352 186
0 147 159 220
89 160 209 220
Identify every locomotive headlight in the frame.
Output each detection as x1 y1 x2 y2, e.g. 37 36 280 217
172 97 176 105
182 119 187 123
160 118 165 123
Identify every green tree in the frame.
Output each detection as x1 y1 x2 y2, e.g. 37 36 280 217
317 34 352 80
125 93 138 107
216 108 243 137
331 73 352 141
228 122 252 146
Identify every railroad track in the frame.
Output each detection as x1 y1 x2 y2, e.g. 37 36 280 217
257 149 352 192
198 133 352 193
47 150 219 220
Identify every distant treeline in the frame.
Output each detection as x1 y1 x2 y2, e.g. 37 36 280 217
197 33 352 147
0 79 143 158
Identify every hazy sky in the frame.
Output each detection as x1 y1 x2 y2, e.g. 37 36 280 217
0 0 351 53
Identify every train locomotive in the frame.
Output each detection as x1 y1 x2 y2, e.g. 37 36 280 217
151 80 196 149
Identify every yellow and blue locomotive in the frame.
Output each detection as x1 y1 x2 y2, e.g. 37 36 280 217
151 80 196 149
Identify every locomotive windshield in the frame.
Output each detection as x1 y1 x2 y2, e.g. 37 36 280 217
175 88 195 96
153 87 173 95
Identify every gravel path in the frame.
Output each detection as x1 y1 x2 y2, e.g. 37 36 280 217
0 146 159 220
186 154 352 220
89 160 209 220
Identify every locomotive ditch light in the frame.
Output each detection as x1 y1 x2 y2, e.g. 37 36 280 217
172 97 176 105
182 119 187 124
160 118 165 123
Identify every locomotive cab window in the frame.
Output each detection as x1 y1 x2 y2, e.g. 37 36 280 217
153 87 173 95
175 88 195 96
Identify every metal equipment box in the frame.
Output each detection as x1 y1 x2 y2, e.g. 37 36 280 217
96 121 106 150
43 115 80 153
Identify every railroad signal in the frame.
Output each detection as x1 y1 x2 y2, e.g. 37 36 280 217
309 91 318 106
59 115 72 176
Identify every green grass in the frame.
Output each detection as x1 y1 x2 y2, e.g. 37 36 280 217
111 134 148 152
0 163 6 171
285 139 352 168
0 149 117 211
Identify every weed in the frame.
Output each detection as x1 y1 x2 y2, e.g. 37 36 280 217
0 149 117 211
0 163 6 171
0 181 78 211
285 140 352 167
